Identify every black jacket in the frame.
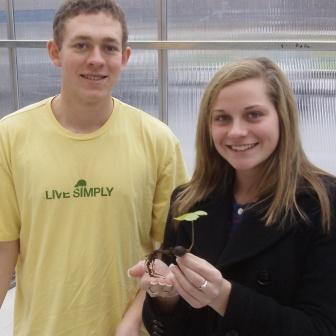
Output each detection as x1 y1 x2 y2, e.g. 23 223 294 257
143 181 336 336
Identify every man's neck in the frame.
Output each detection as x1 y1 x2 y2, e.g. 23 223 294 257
51 94 114 134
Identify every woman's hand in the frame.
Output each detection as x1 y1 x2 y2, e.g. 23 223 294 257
169 253 232 316
128 260 179 298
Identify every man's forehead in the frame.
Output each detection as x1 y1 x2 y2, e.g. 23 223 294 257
64 13 121 27
63 13 123 42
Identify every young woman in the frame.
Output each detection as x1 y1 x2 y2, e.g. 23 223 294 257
129 57 336 336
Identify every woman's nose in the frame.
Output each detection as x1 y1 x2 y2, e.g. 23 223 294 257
228 120 248 137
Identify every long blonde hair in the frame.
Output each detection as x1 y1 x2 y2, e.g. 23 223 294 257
174 57 334 232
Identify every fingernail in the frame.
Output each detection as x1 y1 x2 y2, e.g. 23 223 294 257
127 269 131 278
169 264 175 270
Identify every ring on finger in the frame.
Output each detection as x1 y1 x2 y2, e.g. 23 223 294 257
198 279 208 290
162 285 173 294
148 286 158 295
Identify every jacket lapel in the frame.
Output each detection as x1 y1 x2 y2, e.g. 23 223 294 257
216 206 292 269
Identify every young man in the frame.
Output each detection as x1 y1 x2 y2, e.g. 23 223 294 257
0 1 188 335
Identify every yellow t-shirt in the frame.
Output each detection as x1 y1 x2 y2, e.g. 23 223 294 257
0 97 188 335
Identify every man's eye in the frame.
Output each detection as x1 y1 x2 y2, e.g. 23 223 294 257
74 43 87 50
105 45 118 52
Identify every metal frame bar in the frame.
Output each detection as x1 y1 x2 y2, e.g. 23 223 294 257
1 0 336 120
6 0 20 111
1 40 336 50
1 37 335 119
158 0 168 123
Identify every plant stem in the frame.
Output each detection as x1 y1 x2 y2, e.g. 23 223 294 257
187 220 195 251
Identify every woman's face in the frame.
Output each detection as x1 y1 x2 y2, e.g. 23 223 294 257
210 78 280 179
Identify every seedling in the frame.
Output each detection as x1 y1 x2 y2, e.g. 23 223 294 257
145 210 208 277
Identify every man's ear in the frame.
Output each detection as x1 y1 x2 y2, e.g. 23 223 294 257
47 40 62 67
121 46 131 68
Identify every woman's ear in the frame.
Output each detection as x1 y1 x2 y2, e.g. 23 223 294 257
47 40 62 67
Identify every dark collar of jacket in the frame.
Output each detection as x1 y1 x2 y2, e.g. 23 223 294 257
179 185 320 271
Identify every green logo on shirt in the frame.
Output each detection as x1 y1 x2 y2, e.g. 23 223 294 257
45 179 114 200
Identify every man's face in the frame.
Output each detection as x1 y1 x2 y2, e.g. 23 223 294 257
49 12 130 103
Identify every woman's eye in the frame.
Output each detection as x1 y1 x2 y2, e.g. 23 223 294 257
214 115 230 122
247 111 262 120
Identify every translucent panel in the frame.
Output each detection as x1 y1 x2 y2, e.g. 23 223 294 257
167 0 336 40
0 49 14 117
13 0 58 40
13 0 157 40
16 48 60 107
167 50 336 175
15 48 158 118
113 50 159 118
0 0 7 38
118 0 158 40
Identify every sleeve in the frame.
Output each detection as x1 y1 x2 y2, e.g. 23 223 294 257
215 203 336 336
150 141 189 243
143 189 193 336
0 141 21 241
143 295 191 336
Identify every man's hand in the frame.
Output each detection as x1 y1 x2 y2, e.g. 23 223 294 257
114 289 145 336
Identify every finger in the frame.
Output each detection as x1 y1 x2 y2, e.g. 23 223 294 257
177 253 221 282
169 264 206 308
147 281 160 297
144 259 171 278
159 283 175 297
177 253 210 272
172 264 207 298
156 272 178 297
138 273 159 290
165 271 175 285
150 282 161 292
175 258 209 290
127 260 146 278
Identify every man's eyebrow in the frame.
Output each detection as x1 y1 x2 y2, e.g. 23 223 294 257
70 35 91 42
102 37 120 44
70 36 120 44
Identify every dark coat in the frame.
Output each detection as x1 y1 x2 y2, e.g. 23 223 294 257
143 181 336 336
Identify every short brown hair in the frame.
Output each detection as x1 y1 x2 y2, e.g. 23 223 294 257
53 0 128 50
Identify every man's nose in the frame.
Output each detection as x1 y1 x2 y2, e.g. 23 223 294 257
87 47 105 65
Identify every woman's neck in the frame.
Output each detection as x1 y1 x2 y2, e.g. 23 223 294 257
233 172 260 205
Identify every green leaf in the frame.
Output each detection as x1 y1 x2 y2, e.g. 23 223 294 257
174 210 208 222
